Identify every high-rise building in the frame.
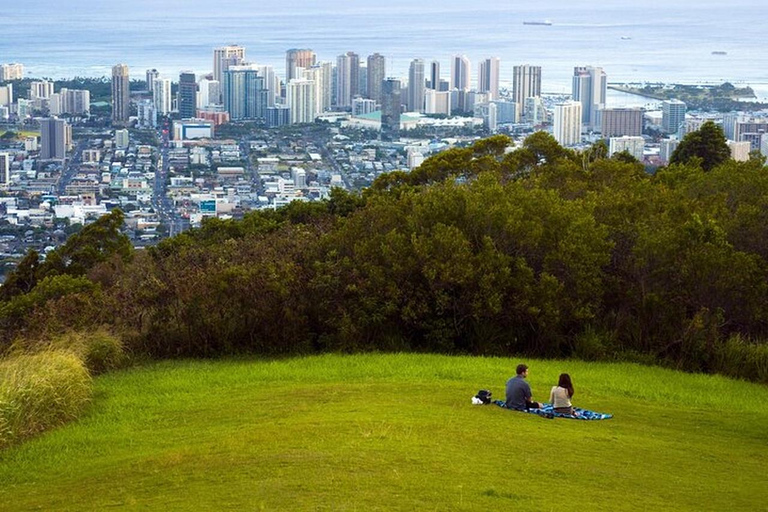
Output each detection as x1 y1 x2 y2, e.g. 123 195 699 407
609 136 645 161
115 128 129 149
553 101 582 147
425 89 451 115
266 105 291 128
153 78 172 115
0 63 23 81
572 66 606 129
0 85 12 108
523 96 544 125
286 78 317 124
315 62 333 113
660 138 679 163
408 59 425 112
40 117 68 160
197 79 220 109
381 78 402 141
366 53 386 105
512 65 542 108
733 120 768 149
111 64 130 125
450 55 471 91
286 49 316 83
49 88 90 116
600 107 644 137
178 71 197 118
256 65 278 107
0 153 10 185
352 98 377 116
223 65 268 121
478 57 500 100
30 81 54 100
429 60 440 90
358 65 368 99
335 52 360 108
146 69 159 94
302 66 329 116
728 140 751 162
213 45 246 98
137 99 157 129
661 99 687 134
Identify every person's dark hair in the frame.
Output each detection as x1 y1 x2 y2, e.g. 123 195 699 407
516 364 528 375
558 373 574 398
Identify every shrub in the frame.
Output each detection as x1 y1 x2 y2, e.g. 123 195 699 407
0 351 92 449
712 335 768 383
48 330 126 375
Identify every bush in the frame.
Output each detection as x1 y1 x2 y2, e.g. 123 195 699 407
712 335 768 383
0 351 92 449
49 330 126 375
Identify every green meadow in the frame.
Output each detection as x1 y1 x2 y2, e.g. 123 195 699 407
1 353 766 511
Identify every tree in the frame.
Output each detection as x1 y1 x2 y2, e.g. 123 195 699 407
669 121 730 171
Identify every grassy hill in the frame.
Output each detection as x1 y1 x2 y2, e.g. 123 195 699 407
0 354 766 511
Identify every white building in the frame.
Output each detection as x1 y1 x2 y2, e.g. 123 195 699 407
425 89 451 115
30 81 54 100
153 78 172 115
728 140 751 162
0 63 24 81
609 136 645 161
553 101 582 147
352 98 377 116
115 129 129 149
0 153 10 185
173 119 214 140
286 78 316 125
197 79 220 109
660 138 679 163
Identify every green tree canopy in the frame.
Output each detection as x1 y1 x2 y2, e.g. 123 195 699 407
670 121 731 171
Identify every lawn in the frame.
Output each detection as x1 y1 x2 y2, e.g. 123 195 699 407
0 353 766 511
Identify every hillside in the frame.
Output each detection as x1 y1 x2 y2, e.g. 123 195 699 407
1 354 766 511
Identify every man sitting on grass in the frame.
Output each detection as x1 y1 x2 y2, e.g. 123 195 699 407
505 363 543 411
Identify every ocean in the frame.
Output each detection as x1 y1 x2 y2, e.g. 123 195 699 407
2 0 767 101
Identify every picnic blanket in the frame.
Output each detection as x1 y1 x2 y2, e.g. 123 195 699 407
492 400 613 420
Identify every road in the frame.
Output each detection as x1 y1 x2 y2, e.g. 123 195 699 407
57 139 89 195
153 123 188 237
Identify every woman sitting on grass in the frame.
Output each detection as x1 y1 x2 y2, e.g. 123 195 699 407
550 374 576 415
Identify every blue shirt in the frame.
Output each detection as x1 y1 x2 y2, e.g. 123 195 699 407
505 375 532 410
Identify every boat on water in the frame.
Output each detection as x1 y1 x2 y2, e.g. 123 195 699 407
621 36 632 40
523 20 552 26
711 51 727 55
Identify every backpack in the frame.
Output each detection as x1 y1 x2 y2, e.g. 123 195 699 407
475 389 492 404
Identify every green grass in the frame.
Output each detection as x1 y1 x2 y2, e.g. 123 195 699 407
1 353 766 511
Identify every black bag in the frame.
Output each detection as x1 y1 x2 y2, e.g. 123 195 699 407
475 389 492 404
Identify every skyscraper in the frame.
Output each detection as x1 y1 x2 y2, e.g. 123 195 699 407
178 72 197 118
153 78 172 115
429 60 440 90
366 53 386 105
662 99 687 134
256 65 278 107
335 52 360 108
286 49 316 83
408 59 425 113
450 55 471 91
40 117 68 160
316 62 333 113
111 64 130 125
381 78 402 141
302 66 329 116
213 45 246 90
146 69 159 94
553 101 582 147
478 57 500 100
197 79 220 109
572 66 606 129
223 65 268 121
30 81 54 100
286 78 317 124
512 65 542 108
600 107 644 137
0 153 10 185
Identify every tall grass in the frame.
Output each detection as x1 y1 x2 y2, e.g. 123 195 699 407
0 351 92 449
